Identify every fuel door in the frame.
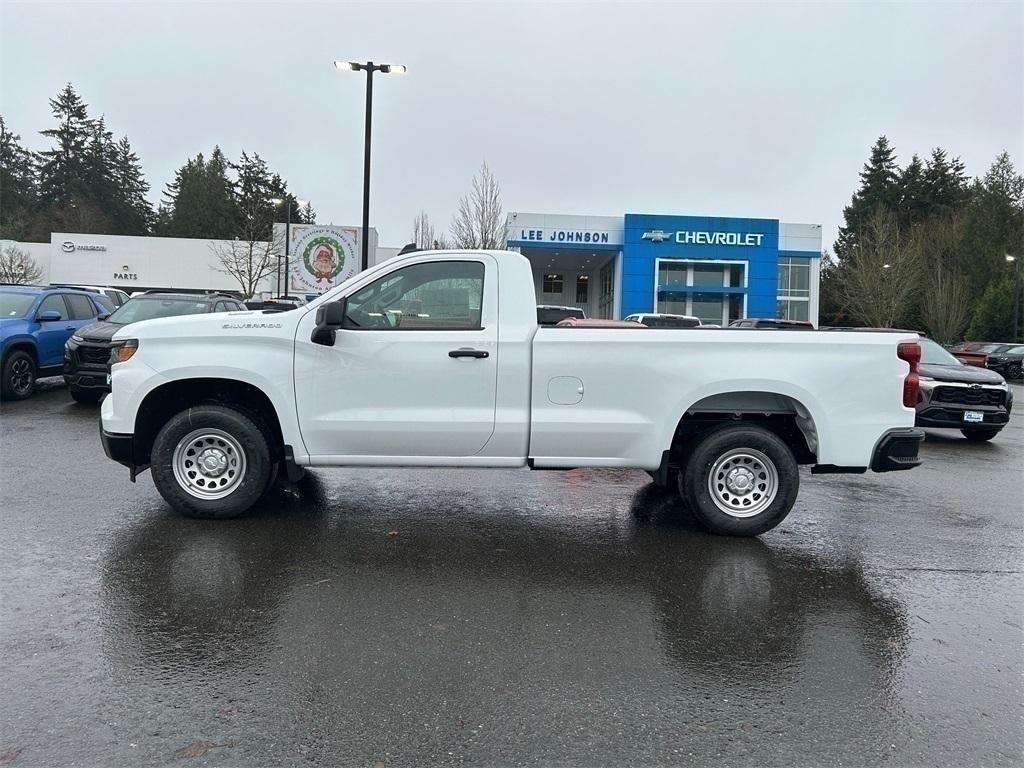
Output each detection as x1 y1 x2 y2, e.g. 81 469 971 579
547 376 584 406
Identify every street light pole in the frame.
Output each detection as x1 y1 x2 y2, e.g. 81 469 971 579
334 59 406 272
271 197 307 298
1008 254 1021 342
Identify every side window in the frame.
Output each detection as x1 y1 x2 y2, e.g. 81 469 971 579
37 294 68 320
66 293 97 320
213 301 226 312
343 261 485 331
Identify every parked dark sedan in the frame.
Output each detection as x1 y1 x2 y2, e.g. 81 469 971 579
63 292 244 403
983 343 1023 380
916 338 1012 441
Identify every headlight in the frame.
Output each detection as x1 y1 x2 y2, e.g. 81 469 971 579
111 339 139 364
70 334 83 343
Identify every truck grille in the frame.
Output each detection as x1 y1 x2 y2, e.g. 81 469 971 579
932 385 1005 407
78 346 111 366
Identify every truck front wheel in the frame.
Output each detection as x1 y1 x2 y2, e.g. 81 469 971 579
151 405 273 518
679 424 799 537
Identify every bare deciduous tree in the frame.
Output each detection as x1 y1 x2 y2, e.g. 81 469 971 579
0 245 43 284
450 162 505 249
412 211 436 249
210 202 281 298
837 208 921 328
918 214 971 344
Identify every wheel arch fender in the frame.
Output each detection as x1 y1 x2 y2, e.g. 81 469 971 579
132 367 301 465
663 381 828 461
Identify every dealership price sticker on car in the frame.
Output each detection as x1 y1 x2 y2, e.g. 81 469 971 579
964 411 984 423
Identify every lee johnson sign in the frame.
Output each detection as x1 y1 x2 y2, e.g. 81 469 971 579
516 229 613 244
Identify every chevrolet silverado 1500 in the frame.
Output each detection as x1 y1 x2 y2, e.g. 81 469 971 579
100 250 924 536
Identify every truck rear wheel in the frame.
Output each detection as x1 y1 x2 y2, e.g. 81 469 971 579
151 405 273 519
679 424 799 537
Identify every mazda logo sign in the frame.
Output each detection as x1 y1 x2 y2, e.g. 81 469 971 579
61 241 75 252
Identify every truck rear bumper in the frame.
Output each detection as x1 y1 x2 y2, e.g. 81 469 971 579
811 427 924 474
870 428 924 472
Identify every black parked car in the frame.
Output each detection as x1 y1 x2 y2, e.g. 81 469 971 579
984 343 1024 380
63 292 244 403
915 337 1013 442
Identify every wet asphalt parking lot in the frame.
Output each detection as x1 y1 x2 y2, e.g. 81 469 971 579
1 382 1022 767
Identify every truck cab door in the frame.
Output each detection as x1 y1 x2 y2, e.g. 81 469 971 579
295 254 499 459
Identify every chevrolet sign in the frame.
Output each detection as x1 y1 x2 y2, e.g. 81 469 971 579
642 230 766 247
676 231 765 246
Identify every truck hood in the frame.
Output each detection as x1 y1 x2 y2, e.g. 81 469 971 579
112 308 302 341
919 362 1005 385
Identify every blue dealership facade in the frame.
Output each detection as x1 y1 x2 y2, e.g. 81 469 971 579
506 211 822 326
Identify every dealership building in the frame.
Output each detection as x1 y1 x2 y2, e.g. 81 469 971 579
5 209 822 325
506 212 822 325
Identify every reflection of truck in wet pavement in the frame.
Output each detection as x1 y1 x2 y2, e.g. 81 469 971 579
101 249 923 536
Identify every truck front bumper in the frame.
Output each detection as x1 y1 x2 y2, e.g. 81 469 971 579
100 427 147 481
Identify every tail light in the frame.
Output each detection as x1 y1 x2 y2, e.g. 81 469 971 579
897 341 921 408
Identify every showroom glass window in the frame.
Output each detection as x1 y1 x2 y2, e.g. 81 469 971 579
655 260 746 325
575 275 589 305
542 274 563 295
777 257 810 321
343 260 484 330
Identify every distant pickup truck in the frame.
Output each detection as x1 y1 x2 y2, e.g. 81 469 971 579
100 250 924 536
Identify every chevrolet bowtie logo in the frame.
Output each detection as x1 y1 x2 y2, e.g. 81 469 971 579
641 230 673 243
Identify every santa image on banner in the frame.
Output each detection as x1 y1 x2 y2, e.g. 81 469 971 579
312 244 337 283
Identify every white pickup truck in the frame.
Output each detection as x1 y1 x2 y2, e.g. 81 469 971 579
101 250 924 536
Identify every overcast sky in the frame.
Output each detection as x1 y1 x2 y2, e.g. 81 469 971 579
1 1 1021 250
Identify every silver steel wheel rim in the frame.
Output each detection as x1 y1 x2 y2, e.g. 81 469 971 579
10 358 32 394
707 447 779 518
172 428 247 500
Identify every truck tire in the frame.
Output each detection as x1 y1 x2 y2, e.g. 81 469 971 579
1 350 36 401
150 405 273 519
679 424 799 537
960 427 1001 442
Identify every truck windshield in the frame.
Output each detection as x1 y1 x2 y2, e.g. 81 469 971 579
108 297 211 324
920 338 962 366
0 292 37 318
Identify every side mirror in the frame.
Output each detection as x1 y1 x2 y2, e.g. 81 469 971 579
311 299 346 346
97 313 110 322
37 310 62 322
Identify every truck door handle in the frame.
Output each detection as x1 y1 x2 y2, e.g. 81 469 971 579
449 348 489 359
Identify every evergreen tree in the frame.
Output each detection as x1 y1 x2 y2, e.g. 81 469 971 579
961 152 1024 305
36 84 92 209
921 148 969 219
111 135 153 235
896 154 928 228
161 147 238 239
299 201 317 224
834 136 901 258
233 151 276 241
0 117 39 240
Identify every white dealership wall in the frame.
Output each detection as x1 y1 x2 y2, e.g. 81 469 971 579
3 230 391 296
46 232 270 293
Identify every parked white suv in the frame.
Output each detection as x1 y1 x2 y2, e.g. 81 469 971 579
100 250 924 536
51 284 131 307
